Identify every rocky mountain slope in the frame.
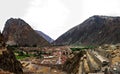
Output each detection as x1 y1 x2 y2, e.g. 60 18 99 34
54 15 120 46
0 32 23 74
35 30 54 43
2 18 50 47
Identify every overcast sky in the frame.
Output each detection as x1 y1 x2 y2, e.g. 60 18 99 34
0 0 120 39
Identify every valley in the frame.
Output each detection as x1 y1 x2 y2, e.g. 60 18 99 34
0 15 120 74
10 44 120 74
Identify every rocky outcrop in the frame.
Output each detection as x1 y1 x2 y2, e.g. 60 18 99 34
0 47 23 74
2 18 50 47
35 30 54 43
54 15 120 46
0 32 23 74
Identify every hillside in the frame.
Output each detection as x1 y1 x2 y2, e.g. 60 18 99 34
35 30 54 43
54 15 120 46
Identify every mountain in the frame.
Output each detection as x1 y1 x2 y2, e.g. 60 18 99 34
2 18 50 47
35 30 54 43
54 15 120 46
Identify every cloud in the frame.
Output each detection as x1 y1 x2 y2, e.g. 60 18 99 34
23 0 69 39
0 0 32 31
22 0 120 39
82 0 120 20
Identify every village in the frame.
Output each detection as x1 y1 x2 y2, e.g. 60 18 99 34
15 46 71 74
14 44 120 74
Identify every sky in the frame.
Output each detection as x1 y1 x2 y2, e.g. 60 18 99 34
0 0 120 39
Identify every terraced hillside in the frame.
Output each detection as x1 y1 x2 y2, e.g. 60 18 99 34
63 44 120 74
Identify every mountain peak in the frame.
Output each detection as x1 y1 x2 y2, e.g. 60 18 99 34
5 18 28 27
2 18 50 47
90 15 120 20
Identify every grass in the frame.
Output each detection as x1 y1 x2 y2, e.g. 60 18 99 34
15 55 29 60
15 53 32 59
14 51 32 60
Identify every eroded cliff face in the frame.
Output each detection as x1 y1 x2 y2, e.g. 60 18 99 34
2 18 50 47
0 32 23 74
54 15 120 46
